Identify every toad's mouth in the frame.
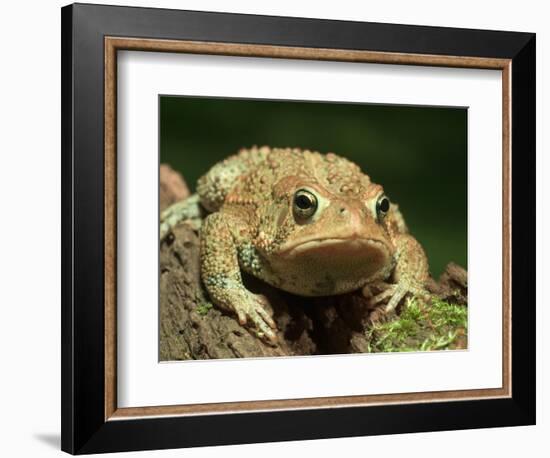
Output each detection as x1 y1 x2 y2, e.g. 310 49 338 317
278 236 390 260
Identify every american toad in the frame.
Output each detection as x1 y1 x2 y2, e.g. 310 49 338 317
161 146 430 343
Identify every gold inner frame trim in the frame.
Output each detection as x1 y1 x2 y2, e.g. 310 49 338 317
104 36 512 421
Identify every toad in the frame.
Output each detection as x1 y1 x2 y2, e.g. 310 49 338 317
161 146 430 343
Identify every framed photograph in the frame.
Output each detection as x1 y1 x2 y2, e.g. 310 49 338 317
61 3 535 454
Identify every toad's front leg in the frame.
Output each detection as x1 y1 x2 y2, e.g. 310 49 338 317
367 233 430 313
200 212 278 344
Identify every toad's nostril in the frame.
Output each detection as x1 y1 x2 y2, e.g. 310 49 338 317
340 207 346 214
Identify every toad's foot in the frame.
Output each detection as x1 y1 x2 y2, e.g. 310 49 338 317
233 292 278 344
365 280 430 314
364 232 431 316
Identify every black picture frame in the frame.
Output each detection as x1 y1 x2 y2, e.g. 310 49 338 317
61 3 535 454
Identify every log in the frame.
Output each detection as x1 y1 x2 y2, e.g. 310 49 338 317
159 165 468 361
159 164 190 211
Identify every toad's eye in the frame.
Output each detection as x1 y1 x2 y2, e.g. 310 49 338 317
376 195 390 220
293 189 318 220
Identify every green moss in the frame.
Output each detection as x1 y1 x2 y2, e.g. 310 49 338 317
365 298 467 353
196 302 213 316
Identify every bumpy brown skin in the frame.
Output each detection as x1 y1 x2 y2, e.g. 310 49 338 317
193 146 430 344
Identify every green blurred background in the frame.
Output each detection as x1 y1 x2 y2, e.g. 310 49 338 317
160 96 467 278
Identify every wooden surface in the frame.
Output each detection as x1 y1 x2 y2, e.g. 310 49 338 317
101 35 513 421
